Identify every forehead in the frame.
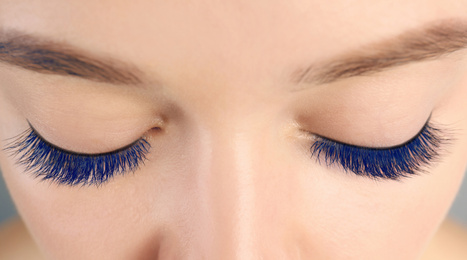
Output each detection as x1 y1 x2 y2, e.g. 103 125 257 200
0 0 465 84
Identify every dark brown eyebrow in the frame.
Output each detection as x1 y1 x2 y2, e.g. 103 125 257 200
0 30 144 85
2 19 467 88
291 18 467 87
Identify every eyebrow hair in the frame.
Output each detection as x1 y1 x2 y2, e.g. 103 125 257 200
0 30 144 85
291 19 467 86
1 19 466 88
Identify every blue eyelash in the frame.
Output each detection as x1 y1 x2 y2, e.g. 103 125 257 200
309 122 448 180
3 127 151 186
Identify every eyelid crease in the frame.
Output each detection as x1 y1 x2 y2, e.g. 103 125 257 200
311 115 433 150
26 121 145 156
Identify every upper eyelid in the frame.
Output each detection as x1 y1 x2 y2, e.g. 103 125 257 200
308 117 449 180
27 121 145 157
2 123 152 186
312 115 432 150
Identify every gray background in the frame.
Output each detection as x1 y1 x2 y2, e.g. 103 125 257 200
1 169 467 225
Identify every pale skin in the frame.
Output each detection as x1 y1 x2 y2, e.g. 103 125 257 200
0 0 467 259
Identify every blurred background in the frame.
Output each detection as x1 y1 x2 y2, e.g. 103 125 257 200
1 169 467 226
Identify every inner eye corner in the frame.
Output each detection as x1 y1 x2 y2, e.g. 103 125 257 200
294 127 318 140
143 125 164 139
150 126 163 133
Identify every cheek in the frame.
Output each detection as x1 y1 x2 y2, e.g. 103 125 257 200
0 130 191 260
0 163 162 260
296 149 466 260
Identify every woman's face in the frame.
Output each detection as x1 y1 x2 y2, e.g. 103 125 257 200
1 0 467 259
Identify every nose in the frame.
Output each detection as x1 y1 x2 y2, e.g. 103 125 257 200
164 121 304 259
200 128 263 259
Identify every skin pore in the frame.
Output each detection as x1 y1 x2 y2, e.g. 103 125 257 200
0 0 467 259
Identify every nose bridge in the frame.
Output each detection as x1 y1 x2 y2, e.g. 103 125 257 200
172 81 295 258
190 120 304 259
197 124 261 258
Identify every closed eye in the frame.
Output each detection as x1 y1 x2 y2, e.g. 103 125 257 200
309 119 451 180
2 124 151 186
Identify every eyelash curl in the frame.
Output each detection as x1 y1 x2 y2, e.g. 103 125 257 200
309 121 450 180
3 127 151 186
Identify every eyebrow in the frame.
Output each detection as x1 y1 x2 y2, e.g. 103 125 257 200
291 19 467 86
0 30 144 85
1 19 467 88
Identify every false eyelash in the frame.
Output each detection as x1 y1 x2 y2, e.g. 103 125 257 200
309 122 449 180
3 127 151 186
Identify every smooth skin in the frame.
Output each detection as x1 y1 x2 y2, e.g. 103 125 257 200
1 217 467 260
0 0 467 259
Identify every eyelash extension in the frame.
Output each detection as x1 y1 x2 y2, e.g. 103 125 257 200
3 126 151 186
309 121 450 180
